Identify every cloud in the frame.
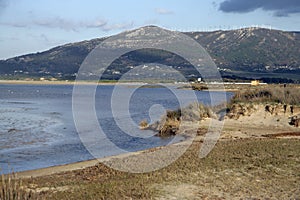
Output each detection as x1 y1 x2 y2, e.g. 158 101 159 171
155 8 174 15
31 17 107 31
84 19 107 28
0 17 135 32
37 17 108 31
219 0 300 17
2 21 28 28
33 17 79 31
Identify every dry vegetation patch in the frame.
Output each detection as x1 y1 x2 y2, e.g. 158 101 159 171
15 138 300 199
231 85 300 105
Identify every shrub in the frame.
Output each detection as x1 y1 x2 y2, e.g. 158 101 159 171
166 109 181 121
149 102 216 137
139 120 149 129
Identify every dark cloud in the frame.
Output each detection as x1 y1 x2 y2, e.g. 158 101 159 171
219 0 300 17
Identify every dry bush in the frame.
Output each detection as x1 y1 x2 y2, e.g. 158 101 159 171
191 84 208 91
181 102 216 121
157 118 180 137
139 120 149 129
166 109 181 121
154 102 215 137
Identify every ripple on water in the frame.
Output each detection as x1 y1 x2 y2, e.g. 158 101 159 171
0 107 64 150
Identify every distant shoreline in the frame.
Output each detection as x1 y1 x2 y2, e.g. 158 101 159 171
0 80 280 92
0 80 199 90
0 80 188 86
0 80 113 85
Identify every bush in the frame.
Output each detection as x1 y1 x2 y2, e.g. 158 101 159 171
148 102 216 137
139 120 149 129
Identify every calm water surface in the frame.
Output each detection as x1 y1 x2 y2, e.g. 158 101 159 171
0 84 232 173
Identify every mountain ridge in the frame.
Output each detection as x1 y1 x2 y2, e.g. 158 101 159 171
1 26 299 83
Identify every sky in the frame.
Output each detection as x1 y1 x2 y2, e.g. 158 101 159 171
0 0 299 59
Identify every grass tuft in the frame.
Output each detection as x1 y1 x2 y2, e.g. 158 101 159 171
0 172 34 200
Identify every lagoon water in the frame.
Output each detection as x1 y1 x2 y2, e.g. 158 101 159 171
0 84 232 173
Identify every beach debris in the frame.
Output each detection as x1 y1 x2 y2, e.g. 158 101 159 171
289 115 300 127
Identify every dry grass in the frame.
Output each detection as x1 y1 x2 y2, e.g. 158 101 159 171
231 85 300 105
18 138 300 199
152 102 216 136
0 172 34 200
262 132 300 138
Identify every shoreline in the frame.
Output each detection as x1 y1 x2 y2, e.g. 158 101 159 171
0 80 187 86
0 80 240 92
0 80 115 85
15 131 300 179
16 159 99 178
15 137 193 178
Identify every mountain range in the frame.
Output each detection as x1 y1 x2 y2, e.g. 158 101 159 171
1 26 299 83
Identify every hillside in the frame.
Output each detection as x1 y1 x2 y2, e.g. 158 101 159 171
186 28 300 82
0 26 299 83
